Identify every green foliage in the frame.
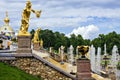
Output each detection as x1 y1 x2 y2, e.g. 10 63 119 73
11 38 17 42
40 29 55 48
30 29 120 55
91 31 120 55
70 34 77 49
0 62 42 80
54 32 70 52
117 62 120 70
101 60 110 67
0 40 3 43
30 29 35 39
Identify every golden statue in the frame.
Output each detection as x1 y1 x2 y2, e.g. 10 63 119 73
18 0 42 36
40 39 43 48
32 28 41 43
77 46 89 59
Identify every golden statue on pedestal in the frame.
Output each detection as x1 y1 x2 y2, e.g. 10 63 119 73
32 28 41 43
32 28 44 49
18 0 42 36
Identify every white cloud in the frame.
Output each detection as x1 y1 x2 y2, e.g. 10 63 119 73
53 8 120 18
66 25 99 39
0 0 120 39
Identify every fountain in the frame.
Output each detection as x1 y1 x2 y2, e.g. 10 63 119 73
60 45 65 64
104 43 107 55
49 47 52 53
103 43 109 72
67 45 75 73
90 45 96 73
111 45 119 79
58 47 60 54
96 47 101 75
69 45 74 65
76 46 78 59
111 45 119 68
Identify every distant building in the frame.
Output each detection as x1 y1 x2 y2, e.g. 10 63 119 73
0 11 15 39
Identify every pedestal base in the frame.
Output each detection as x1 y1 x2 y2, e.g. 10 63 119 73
77 59 95 80
33 42 40 51
16 35 32 56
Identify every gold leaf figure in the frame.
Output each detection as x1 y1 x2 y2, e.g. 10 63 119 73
18 0 42 36
32 28 41 43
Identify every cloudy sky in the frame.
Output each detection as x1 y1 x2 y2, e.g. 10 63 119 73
0 0 120 39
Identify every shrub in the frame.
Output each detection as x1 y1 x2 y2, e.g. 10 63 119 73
117 62 120 70
0 40 3 43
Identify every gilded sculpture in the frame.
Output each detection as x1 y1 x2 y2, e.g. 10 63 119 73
32 28 41 43
32 28 44 49
18 0 41 36
77 46 89 59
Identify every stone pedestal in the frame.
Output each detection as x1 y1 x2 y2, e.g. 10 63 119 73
33 42 40 51
16 35 32 57
109 72 116 80
77 59 95 80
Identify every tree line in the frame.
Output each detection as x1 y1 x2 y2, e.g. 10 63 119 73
30 29 120 55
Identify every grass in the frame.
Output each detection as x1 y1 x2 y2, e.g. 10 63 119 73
0 62 42 80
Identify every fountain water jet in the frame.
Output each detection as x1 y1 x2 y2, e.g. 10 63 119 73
60 45 65 64
104 43 107 55
90 45 96 73
96 47 101 75
69 45 74 65
111 45 119 79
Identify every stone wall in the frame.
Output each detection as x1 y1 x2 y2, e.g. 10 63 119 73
2 57 73 80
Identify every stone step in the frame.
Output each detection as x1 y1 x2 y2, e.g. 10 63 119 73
0 50 16 53
0 57 16 60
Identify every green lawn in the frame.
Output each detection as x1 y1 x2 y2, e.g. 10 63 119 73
0 62 42 80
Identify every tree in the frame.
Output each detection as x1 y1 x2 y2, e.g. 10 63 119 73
39 29 55 48
54 32 70 52
30 29 35 39
54 32 63 50
105 31 120 55
91 31 120 55
30 29 120 55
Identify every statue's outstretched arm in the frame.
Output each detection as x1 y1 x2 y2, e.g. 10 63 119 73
31 9 35 13
31 9 42 18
